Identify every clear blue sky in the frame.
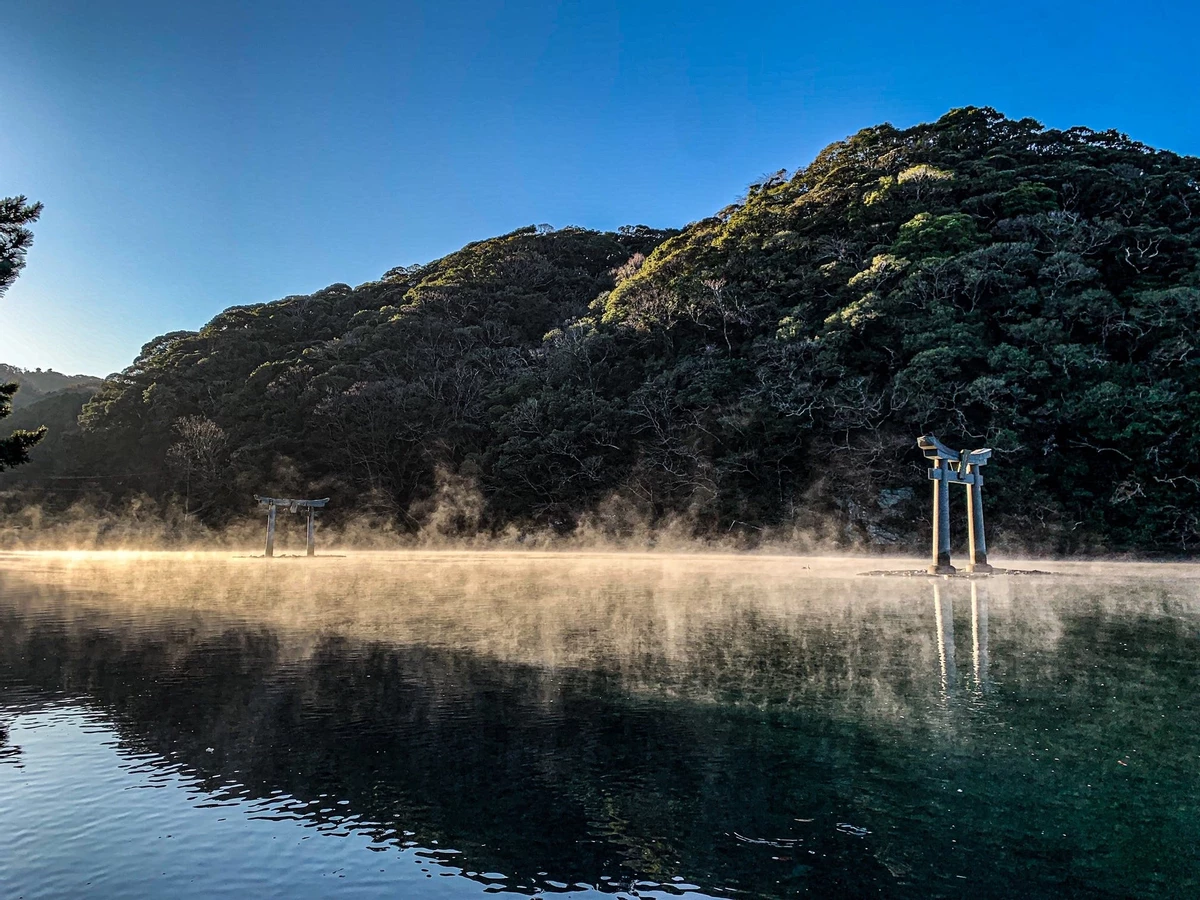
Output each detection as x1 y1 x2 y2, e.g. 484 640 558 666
2 0 1198 376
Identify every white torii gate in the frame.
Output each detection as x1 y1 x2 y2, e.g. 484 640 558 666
917 435 992 575
254 495 329 557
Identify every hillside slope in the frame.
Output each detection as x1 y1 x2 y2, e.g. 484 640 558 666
594 107 1200 549
11 108 1200 551
65 225 674 525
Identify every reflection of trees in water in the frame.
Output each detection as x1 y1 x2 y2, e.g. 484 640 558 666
0 721 20 766
1 561 1199 898
0 615 903 895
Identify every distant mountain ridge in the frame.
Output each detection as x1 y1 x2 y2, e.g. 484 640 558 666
0 364 104 409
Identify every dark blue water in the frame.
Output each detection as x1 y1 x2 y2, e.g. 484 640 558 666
1 553 1197 898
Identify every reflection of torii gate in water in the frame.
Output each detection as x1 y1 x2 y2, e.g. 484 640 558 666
918 434 993 575
933 582 990 695
254 495 329 558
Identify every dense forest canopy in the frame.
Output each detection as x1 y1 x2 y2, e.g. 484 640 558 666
7 108 1200 551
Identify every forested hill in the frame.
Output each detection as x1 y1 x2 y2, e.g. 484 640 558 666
10 107 1200 552
0 365 102 409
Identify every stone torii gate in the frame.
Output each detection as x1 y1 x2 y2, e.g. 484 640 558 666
254 495 329 557
917 435 992 575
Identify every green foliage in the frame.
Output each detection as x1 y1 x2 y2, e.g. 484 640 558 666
892 212 986 258
63 225 676 524
0 196 48 470
0 384 46 472
598 107 1200 549
0 388 91 479
14 107 1200 551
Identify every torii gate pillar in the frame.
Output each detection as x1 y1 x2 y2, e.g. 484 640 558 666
928 456 954 574
964 457 992 573
265 502 277 558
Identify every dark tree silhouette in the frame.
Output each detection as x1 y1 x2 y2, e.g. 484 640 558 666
0 195 45 469
0 195 41 297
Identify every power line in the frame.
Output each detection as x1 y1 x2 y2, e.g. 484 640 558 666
15 473 140 480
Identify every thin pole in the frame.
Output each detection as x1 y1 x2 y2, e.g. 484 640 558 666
265 503 276 558
969 475 988 573
929 460 955 574
306 507 315 557
964 468 993 573
930 464 941 571
938 469 953 572
965 465 977 568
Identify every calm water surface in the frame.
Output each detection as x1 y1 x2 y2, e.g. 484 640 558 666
0 551 1197 898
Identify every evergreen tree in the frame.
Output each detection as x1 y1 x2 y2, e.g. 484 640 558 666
0 195 42 297
0 195 46 470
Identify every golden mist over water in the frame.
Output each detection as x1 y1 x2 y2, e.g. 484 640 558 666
3 550 1199 727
